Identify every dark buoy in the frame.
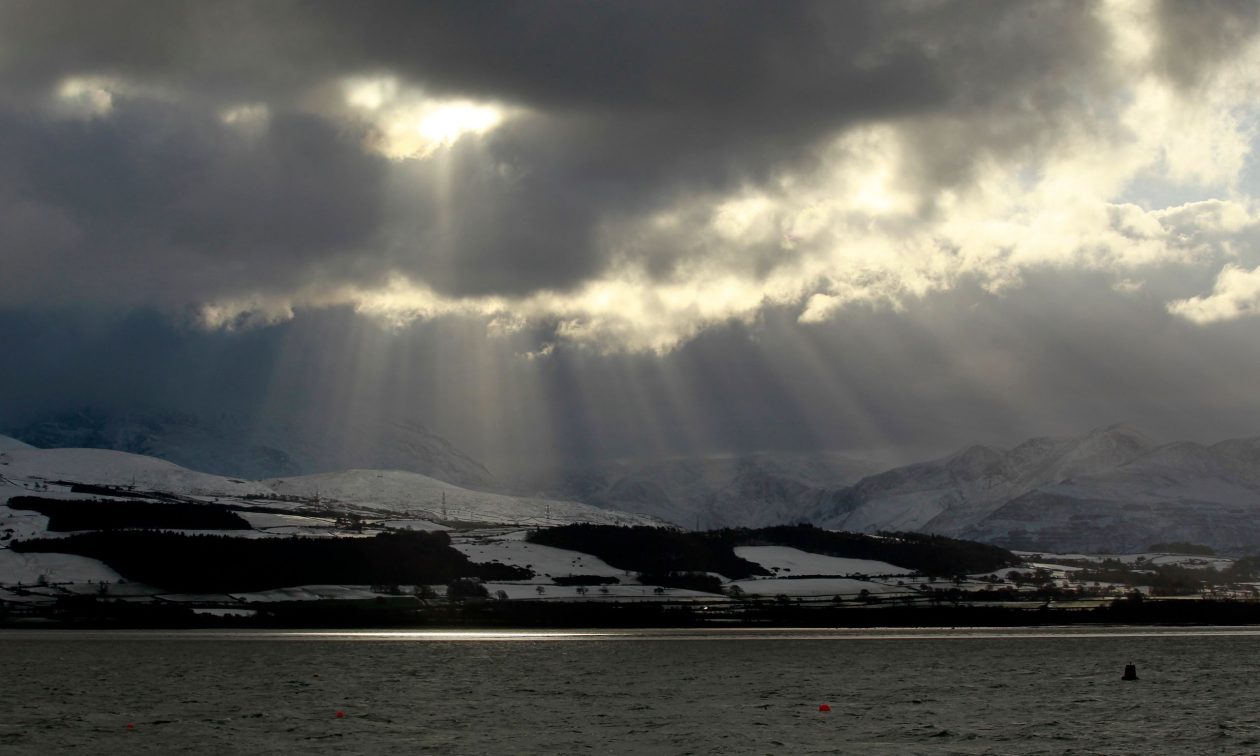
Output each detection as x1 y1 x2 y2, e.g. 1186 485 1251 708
1122 662 1139 681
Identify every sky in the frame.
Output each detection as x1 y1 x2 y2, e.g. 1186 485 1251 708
4 0 1260 472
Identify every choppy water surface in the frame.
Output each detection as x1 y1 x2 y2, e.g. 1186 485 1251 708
2 626 1258 754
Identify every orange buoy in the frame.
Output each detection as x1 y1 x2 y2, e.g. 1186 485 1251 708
335 710 345 718
818 704 831 712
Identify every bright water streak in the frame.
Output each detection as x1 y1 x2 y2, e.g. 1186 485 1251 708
2 626 1258 754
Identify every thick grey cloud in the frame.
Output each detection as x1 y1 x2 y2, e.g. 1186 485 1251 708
1152 0 1260 88
0 1 1117 302
0 99 385 310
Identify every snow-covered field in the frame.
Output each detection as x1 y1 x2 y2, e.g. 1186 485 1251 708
0 504 52 541
236 512 337 529
734 546 910 576
0 549 121 585
453 536 630 584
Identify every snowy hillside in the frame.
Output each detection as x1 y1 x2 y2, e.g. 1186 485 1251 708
0 446 661 529
0 447 272 499
0 445 664 587
267 469 662 527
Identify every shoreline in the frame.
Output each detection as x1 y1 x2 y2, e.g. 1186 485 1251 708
4 595 1258 630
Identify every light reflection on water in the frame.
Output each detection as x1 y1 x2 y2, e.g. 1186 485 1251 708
4 625 1260 754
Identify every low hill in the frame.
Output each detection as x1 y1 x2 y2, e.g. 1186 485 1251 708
0 446 664 530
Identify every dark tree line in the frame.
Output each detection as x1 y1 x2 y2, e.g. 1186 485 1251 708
8 496 251 531
12 531 531 592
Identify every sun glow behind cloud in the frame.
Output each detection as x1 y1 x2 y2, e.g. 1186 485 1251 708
341 76 508 160
52 76 117 118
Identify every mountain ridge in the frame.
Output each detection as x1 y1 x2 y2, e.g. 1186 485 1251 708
7 407 498 490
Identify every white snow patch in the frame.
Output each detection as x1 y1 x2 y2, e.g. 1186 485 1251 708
734 546 911 576
0 549 122 584
191 607 258 617
453 539 630 583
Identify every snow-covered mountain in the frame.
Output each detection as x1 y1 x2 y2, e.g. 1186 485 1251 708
803 425 1260 553
811 425 1156 535
511 451 882 528
12 416 1260 553
0 444 659 528
964 437 1260 553
7 407 498 489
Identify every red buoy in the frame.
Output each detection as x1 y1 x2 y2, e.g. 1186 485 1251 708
126 723 135 731
335 710 345 719
818 704 831 712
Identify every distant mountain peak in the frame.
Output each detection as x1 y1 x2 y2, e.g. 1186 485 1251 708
945 444 1004 476
1070 423 1153 451
6 406 498 490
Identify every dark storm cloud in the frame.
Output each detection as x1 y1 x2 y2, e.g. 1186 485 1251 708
0 0 1116 301
0 98 384 307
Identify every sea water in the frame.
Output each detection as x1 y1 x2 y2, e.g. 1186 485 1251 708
1 626 1257 754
